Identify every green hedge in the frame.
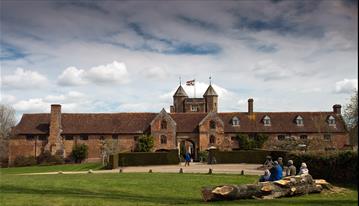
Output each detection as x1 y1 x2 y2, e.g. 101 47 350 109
288 151 358 184
108 149 180 168
212 149 288 164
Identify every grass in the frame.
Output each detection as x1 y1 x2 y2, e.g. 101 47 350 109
0 171 357 206
0 163 103 175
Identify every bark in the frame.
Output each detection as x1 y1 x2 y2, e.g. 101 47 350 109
201 174 330 202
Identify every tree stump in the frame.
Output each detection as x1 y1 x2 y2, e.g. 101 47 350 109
201 174 330 202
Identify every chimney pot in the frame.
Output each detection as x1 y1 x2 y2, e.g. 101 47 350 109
333 104 341 115
248 98 254 115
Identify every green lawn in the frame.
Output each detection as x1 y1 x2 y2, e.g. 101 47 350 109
0 163 103 175
0 171 357 206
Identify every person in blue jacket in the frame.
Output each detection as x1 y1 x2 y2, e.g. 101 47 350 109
184 152 191 166
269 161 283 181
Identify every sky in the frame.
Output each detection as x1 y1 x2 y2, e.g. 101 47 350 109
0 0 358 120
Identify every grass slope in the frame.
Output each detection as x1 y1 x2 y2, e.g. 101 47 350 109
0 172 357 206
0 163 103 175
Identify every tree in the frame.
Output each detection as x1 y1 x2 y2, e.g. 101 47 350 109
71 144 88 163
0 104 16 166
344 90 358 130
136 134 154 152
100 138 119 166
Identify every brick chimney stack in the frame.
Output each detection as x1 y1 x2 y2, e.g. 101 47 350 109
248 98 254 115
333 104 342 115
46 104 63 155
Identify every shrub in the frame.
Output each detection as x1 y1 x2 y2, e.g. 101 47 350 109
136 134 154 152
13 155 37 167
37 151 64 165
288 150 357 184
235 133 269 150
71 144 88 163
198 150 208 162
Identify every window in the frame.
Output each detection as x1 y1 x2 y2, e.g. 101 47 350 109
65 135 74 140
80 134 88 140
191 105 198 112
112 134 119 140
134 136 139 141
160 135 167 144
324 134 331 141
277 135 285 141
232 116 240 126
263 115 271 126
327 115 336 125
210 120 216 129
99 136 105 140
231 136 236 141
210 135 216 144
161 120 167 129
300 135 308 140
26 135 34 140
295 116 304 126
37 135 47 141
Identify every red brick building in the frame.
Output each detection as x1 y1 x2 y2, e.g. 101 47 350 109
9 84 349 163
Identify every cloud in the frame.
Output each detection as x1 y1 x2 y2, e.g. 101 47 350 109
143 66 169 80
335 79 358 94
1 68 48 89
252 59 292 81
0 94 17 104
57 61 130 86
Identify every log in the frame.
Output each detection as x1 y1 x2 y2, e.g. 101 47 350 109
201 174 328 202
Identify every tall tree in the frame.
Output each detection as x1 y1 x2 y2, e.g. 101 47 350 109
0 104 16 165
344 90 358 130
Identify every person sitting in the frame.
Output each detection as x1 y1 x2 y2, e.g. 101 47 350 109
285 160 296 176
277 157 284 170
298 162 309 175
259 169 271 182
269 161 283 181
263 155 274 168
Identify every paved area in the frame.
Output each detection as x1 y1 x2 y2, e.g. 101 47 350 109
19 163 264 176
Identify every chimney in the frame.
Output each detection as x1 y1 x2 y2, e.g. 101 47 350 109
47 104 62 155
248 98 254 115
333 104 341 115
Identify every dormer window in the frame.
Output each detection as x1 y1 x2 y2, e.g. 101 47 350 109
327 115 336 126
191 105 198 112
161 120 167 129
295 116 304 126
232 116 240 126
263 115 271 126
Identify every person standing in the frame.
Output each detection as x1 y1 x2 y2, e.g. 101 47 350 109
185 152 191 166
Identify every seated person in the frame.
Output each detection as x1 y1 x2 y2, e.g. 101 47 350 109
298 162 309 175
285 160 296 176
259 169 271 182
263 155 274 168
269 161 283 181
277 157 284 170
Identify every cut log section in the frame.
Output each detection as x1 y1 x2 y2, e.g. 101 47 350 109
201 174 330 202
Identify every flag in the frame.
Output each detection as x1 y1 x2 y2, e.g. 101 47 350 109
186 79 195 86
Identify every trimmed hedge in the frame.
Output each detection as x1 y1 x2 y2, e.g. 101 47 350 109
212 149 288 164
108 149 180 168
288 151 358 184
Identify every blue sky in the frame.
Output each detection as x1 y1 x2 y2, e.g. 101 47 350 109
0 0 357 120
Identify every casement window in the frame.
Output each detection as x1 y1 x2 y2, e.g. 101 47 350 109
232 116 240 126
161 120 167 129
324 134 332 141
191 105 198 112
263 115 271 126
65 135 74 140
295 116 304 126
277 135 285 141
26 135 34 140
160 135 167 144
79 134 88 140
210 120 216 129
300 135 308 140
112 134 119 140
210 135 216 144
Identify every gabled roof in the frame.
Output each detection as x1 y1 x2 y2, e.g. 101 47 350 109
203 85 218 96
173 85 188 97
12 111 347 136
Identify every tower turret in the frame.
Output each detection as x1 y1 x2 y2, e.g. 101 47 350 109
203 85 218 112
173 85 188 113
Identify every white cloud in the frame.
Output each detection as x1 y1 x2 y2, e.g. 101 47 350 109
252 60 292 81
143 66 170 80
57 61 129 86
335 79 358 94
13 98 49 113
0 94 17 104
2 68 48 89
57 66 86 86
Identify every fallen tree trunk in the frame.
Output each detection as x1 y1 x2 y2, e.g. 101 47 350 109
201 174 331 202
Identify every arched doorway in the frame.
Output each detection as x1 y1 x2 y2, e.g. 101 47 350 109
178 139 197 161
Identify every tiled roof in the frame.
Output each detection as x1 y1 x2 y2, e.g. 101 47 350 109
203 85 218 96
12 111 347 135
173 86 188 97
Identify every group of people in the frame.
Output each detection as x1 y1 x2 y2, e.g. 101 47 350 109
259 155 309 182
